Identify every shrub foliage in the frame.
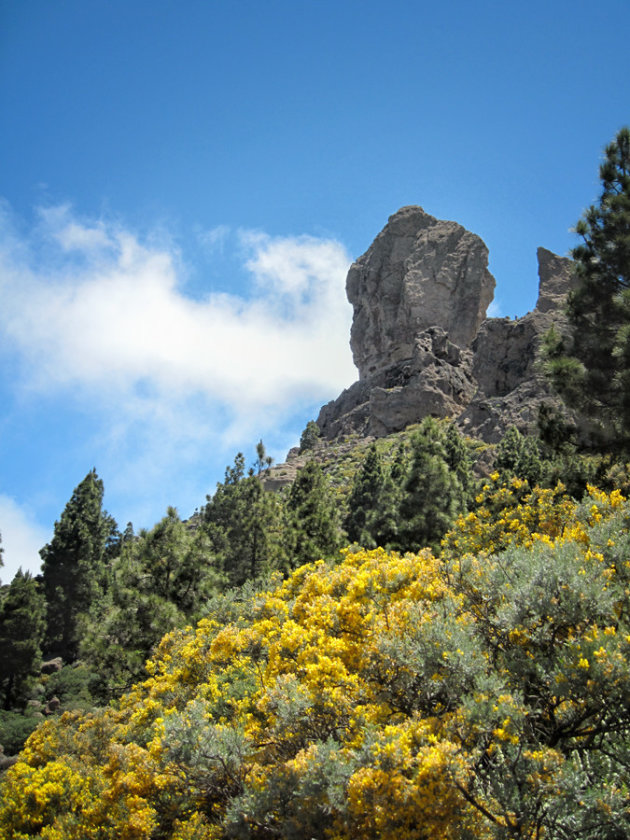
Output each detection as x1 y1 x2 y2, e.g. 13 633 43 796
2 485 630 839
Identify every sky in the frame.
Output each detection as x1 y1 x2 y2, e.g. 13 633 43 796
0 0 629 581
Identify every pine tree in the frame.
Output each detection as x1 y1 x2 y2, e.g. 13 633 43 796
79 562 184 700
536 402 577 455
254 440 274 475
204 453 286 586
545 127 630 442
299 420 321 453
445 423 475 506
344 444 385 548
369 442 409 549
399 418 465 551
120 507 221 613
0 570 45 709
495 426 544 487
285 461 342 567
40 470 119 661
79 508 223 700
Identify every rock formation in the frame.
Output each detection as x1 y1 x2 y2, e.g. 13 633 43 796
317 207 578 444
458 247 576 441
347 206 495 378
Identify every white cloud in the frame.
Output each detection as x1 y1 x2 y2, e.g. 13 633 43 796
39 204 114 253
0 495 49 582
0 205 356 414
242 230 345 298
0 203 357 529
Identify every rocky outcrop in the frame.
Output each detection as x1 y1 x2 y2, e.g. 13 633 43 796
347 206 495 378
317 209 577 444
458 247 577 442
318 327 476 439
535 247 576 315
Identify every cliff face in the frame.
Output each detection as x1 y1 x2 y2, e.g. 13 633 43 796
317 207 577 444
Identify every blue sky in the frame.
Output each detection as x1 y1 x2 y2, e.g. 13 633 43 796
1 0 629 580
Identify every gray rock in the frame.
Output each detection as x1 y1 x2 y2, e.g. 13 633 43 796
319 327 476 437
471 316 541 399
0 753 18 770
41 657 63 675
347 206 495 379
535 247 575 315
459 247 578 441
314 208 578 445
44 696 61 714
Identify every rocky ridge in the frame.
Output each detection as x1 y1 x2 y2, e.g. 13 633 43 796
264 206 577 489
316 206 577 445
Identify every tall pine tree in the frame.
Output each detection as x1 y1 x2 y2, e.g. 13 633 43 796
285 461 342 567
344 444 385 548
545 127 630 443
399 418 466 551
78 508 224 700
204 454 286 587
40 470 119 662
0 570 45 709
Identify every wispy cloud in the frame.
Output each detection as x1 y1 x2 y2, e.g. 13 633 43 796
196 224 231 254
0 495 48 581
0 203 355 413
0 202 357 539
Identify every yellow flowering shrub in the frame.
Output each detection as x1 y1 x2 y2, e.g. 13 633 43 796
2 487 630 838
441 476 578 559
0 759 89 838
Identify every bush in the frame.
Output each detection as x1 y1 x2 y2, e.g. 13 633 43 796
0 710 41 756
44 662 97 709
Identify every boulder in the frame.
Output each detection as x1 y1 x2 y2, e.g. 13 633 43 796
41 657 63 675
44 696 61 715
0 753 18 770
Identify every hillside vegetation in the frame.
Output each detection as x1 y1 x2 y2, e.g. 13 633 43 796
1 483 630 838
